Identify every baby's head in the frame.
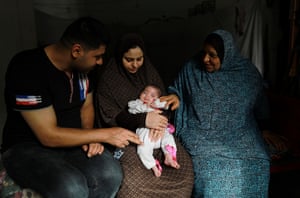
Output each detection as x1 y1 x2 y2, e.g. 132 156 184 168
139 85 161 105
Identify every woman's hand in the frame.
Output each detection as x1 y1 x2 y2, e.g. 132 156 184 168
145 111 168 131
160 94 180 110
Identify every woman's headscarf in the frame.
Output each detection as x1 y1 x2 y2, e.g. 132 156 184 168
168 29 268 160
211 29 244 71
169 29 264 140
203 33 224 63
96 33 165 127
115 33 146 68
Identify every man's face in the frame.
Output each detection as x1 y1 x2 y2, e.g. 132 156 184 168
72 44 106 73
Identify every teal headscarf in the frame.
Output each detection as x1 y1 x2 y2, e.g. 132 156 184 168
168 29 269 159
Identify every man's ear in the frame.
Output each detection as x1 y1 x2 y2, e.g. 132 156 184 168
71 43 83 58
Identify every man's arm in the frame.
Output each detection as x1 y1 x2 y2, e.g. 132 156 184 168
81 92 95 129
20 104 142 148
80 92 104 157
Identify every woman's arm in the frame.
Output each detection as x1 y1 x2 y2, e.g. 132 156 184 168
116 108 147 131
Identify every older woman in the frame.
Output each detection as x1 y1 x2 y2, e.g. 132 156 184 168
168 29 271 197
95 33 194 197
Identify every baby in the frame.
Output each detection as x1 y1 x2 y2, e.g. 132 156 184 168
128 85 180 177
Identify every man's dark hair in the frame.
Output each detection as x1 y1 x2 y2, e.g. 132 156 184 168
60 16 110 50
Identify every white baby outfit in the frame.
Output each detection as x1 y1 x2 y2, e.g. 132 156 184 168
128 99 177 169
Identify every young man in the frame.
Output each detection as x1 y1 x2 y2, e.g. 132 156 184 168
1 17 141 198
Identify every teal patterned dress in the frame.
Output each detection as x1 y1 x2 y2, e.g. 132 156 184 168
168 30 270 198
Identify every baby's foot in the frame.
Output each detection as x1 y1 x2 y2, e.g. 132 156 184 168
164 144 180 169
152 160 162 177
152 166 162 177
164 153 180 169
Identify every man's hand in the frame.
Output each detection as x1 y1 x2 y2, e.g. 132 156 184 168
82 143 104 158
105 127 142 148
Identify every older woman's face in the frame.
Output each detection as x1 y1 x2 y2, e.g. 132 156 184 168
122 46 144 73
202 44 221 72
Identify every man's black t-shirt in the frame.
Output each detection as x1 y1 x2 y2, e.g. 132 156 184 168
1 47 91 153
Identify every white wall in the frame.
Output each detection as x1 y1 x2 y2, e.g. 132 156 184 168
0 0 37 144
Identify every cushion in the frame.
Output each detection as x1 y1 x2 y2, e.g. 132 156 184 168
0 168 42 198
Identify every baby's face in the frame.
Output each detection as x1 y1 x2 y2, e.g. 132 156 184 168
140 86 160 105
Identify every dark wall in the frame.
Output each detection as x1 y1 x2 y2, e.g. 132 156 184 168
34 0 286 88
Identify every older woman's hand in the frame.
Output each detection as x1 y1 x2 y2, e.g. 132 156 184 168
160 94 180 110
263 130 288 152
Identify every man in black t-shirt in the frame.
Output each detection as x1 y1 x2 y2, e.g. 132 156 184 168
1 17 141 198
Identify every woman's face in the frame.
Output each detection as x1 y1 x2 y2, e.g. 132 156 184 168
202 44 221 72
122 46 144 73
